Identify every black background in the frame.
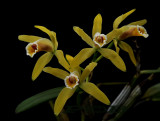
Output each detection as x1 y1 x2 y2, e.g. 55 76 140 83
4 1 160 121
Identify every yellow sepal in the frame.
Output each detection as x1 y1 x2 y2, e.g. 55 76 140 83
43 67 70 80
70 48 96 68
92 13 102 38
99 48 126 72
73 26 94 47
32 52 53 81
119 41 137 66
18 35 41 43
80 62 97 82
55 50 70 71
128 19 147 26
34 25 58 50
113 9 136 29
113 39 120 54
106 29 124 44
66 54 74 64
80 82 110 105
54 87 76 116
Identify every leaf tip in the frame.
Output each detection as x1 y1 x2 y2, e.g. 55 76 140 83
15 107 20 114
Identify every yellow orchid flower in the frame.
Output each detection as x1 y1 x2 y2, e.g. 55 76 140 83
71 14 126 72
43 53 110 116
18 25 58 81
112 9 149 66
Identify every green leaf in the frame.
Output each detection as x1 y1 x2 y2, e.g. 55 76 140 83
142 83 160 101
15 86 64 113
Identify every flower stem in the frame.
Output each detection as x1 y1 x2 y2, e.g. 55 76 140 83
140 67 160 74
49 100 54 114
94 55 103 63
107 40 114 49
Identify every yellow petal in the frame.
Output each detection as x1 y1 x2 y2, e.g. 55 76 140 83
51 31 58 50
99 48 126 72
18 35 42 43
55 50 70 71
34 25 52 39
32 52 53 81
66 54 74 64
66 54 81 77
54 87 76 116
70 48 96 68
113 39 120 54
113 9 136 29
43 67 70 80
73 26 94 47
80 82 110 105
65 55 81 77
128 19 147 26
34 25 58 49
119 41 137 66
80 62 97 82
106 29 124 44
92 14 102 38
26 38 54 58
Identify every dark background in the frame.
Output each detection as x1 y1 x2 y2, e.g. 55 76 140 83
4 1 160 121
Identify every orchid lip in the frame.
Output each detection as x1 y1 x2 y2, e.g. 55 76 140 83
26 41 39 58
64 73 79 89
119 25 149 40
137 25 149 38
25 38 54 58
93 32 107 48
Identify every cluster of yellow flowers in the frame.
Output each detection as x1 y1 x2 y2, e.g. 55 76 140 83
18 9 148 116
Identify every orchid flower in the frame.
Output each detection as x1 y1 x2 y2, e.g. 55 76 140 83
71 14 126 72
112 9 149 66
43 52 110 115
18 26 58 81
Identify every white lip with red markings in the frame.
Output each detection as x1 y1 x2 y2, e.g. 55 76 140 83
64 73 79 89
93 32 107 48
